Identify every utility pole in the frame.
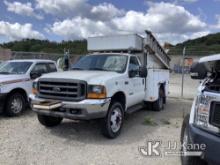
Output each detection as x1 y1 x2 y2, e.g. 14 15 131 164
181 47 186 98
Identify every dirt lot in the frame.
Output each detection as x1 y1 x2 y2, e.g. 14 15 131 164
0 74 197 165
169 73 200 99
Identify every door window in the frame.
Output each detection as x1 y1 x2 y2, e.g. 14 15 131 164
31 63 48 75
129 56 140 77
47 63 57 72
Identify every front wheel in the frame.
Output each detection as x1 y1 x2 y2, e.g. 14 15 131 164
5 93 26 116
101 102 124 139
38 114 63 127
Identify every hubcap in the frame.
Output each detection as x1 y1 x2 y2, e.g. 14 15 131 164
11 97 23 113
110 107 122 133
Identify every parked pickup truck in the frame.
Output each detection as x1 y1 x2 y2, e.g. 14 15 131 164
30 31 170 138
181 54 220 165
0 59 57 116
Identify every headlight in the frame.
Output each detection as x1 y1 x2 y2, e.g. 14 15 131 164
194 94 214 129
32 81 38 95
87 85 107 99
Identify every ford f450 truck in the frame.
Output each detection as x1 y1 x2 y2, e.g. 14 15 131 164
181 54 220 165
30 31 170 138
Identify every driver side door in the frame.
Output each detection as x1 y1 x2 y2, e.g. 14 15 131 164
127 56 146 106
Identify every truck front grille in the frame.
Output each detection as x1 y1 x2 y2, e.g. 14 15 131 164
207 84 220 92
210 102 220 128
38 78 86 101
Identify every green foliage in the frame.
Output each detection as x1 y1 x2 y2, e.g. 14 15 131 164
168 32 220 56
143 116 158 126
0 39 87 55
2 32 220 56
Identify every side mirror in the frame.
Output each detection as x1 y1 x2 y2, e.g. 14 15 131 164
128 70 137 78
30 72 42 80
139 66 148 78
190 62 207 80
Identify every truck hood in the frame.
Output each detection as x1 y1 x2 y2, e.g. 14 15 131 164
0 74 29 84
40 71 122 84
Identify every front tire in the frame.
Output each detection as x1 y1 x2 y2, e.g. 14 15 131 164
180 115 207 165
101 102 124 139
38 114 63 127
5 93 26 117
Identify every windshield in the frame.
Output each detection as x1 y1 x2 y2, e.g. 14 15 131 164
72 55 128 73
203 60 220 73
0 62 33 75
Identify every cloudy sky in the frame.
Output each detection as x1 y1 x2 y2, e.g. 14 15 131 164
0 0 219 44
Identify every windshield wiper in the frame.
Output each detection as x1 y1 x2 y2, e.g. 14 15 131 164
72 68 86 70
0 72 11 74
89 67 110 71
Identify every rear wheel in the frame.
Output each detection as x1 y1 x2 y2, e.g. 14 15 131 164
153 88 164 111
5 93 26 116
101 102 124 139
38 114 63 127
180 115 207 165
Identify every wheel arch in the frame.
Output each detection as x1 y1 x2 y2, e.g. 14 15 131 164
7 88 28 102
111 91 126 110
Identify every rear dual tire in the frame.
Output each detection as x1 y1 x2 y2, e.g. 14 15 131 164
153 87 165 111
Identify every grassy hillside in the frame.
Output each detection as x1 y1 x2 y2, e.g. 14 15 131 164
168 32 220 56
1 32 220 56
0 39 87 55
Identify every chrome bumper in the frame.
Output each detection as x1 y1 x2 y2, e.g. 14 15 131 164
29 94 111 120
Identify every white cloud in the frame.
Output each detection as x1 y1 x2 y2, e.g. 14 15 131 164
0 21 45 41
46 2 207 44
50 17 113 39
113 2 206 34
35 0 89 17
156 31 210 45
4 0 43 20
90 3 125 21
181 0 198 2
212 15 220 29
35 0 124 21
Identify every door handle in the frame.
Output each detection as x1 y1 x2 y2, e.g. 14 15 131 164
125 81 129 85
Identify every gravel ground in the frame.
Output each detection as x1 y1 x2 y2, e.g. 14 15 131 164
0 74 197 165
0 99 191 165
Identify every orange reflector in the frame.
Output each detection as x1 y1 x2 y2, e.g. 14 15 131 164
32 88 38 95
87 92 106 99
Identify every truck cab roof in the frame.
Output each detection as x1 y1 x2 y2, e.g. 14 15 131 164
89 53 132 56
8 59 55 63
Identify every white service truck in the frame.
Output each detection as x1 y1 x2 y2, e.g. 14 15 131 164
30 31 170 138
0 60 57 116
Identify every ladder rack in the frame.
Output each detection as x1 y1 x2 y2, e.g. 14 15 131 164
145 30 170 69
